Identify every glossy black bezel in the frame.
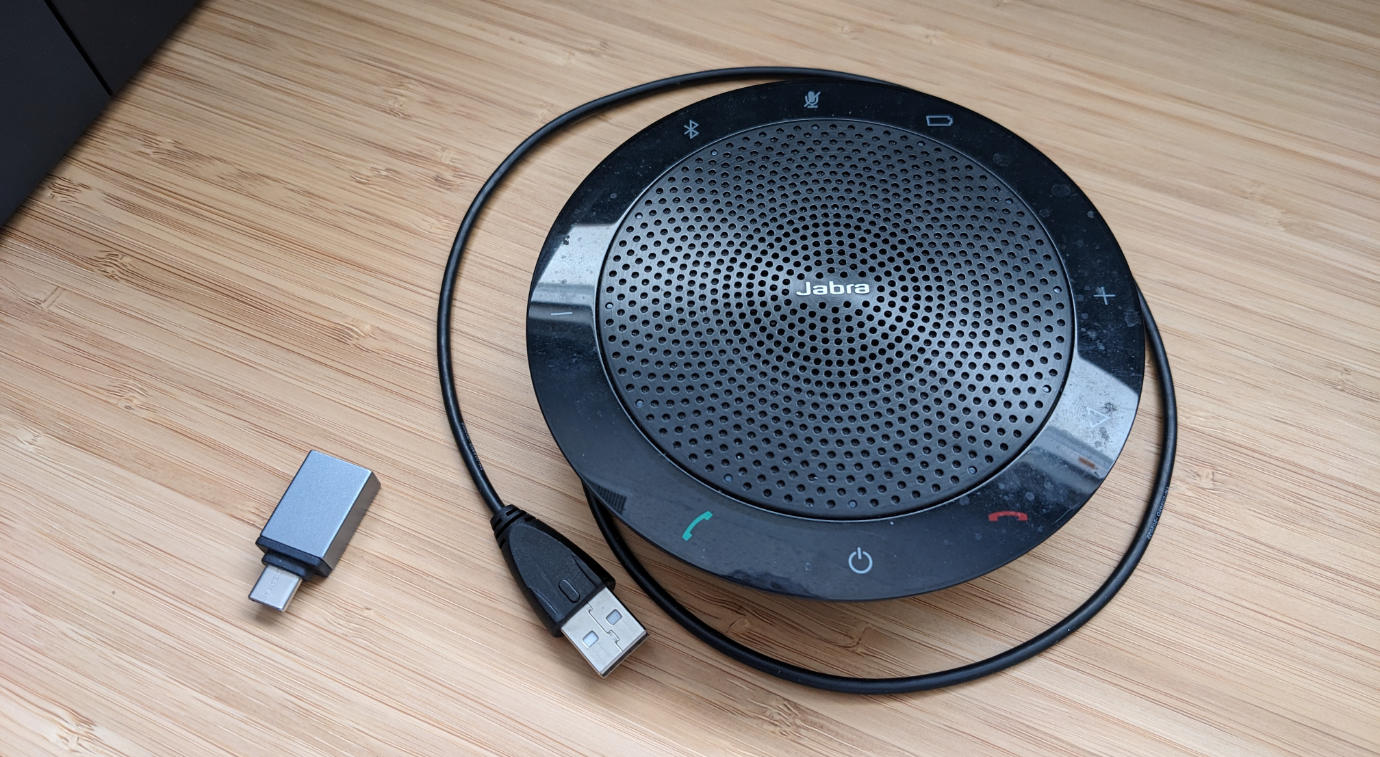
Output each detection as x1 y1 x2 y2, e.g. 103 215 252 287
527 80 1143 600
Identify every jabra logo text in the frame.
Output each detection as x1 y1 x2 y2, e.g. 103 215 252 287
793 280 873 296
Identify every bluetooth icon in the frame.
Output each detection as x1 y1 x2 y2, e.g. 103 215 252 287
683 119 700 139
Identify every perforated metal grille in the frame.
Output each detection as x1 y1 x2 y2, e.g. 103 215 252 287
598 119 1073 518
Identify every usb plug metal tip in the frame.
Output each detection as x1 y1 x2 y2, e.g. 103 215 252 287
559 587 648 677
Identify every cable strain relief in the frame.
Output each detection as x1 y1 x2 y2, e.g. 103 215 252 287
489 504 528 540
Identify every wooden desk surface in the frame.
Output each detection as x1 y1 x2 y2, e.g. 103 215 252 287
2 0 1376 754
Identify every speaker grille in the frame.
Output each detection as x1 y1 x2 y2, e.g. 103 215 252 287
597 118 1073 518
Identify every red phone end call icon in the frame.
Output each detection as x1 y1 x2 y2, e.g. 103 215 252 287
988 510 1029 522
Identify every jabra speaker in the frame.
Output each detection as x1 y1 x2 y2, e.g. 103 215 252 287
526 79 1143 601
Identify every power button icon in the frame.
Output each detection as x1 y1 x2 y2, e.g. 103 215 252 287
847 547 873 575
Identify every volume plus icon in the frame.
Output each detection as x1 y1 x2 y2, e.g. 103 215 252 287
683 119 700 139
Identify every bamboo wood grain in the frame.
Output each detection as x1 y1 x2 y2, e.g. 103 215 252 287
1 0 1376 754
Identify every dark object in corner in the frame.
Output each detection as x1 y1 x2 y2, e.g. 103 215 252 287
1 0 198 226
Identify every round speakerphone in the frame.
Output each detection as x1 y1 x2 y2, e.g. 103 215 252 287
527 79 1144 601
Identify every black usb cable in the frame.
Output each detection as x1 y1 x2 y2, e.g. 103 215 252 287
436 67 1177 691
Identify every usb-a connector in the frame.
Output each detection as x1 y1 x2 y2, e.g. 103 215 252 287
491 504 647 676
560 587 647 676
